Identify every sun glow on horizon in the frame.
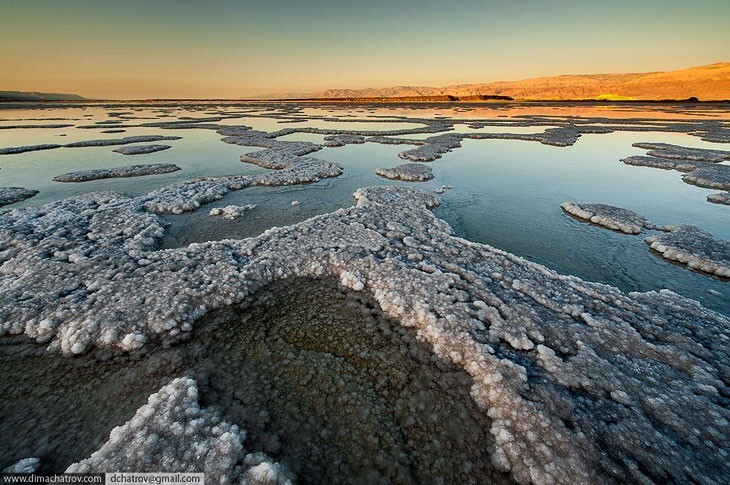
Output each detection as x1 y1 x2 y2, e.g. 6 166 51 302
1 0 729 99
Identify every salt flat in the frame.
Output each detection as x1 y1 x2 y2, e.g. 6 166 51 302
0 101 728 483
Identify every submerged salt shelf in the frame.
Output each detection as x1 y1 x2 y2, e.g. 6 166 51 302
0 102 729 483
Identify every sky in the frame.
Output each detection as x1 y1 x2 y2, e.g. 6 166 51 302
1 0 729 99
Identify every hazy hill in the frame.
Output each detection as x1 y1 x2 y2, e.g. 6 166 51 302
316 63 730 101
0 90 85 101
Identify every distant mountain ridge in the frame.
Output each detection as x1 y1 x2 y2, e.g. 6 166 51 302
0 90 85 101
315 63 730 101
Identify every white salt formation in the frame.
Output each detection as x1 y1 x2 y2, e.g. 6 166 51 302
365 136 424 146
323 134 365 147
708 191 730 205
52 164 181 182
462 125 598 147
698 127 730 143
433 185 451 194
3 458 40 474
0 136 181 155
622 155 730 191
397 134 462 161
129 127 342 215
66 378 293 485
64 135 182 148
0 187 38 206
375 163 433 181
0 124 73 130
633 142 730 163
0 144 62 155
140 131 342 215
0 185 728 483
561 202 657 234
209 204 256 219
623 142 730 194
113 144 172 155
646 224 730 277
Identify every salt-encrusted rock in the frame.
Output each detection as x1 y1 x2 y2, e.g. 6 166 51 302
365 136 424 146
561 202 657 234
646 224 730 277
339 270 366 291
708 191 730 205
323 134 365 147
0 124 73 130
462 125 591 147
53 164 181 183
65 135 181 148
433 185 452 194
537 126 583 147
1 186 727 483
113 145 172 155
66 377 293 484
622 154 706 172
398 134 462 162
622 155 730 190
220 129 323 170
375 163 433 181
698 128 730 143
0 187 38 207
209 204 256 219
142 159 341 214
3 458 40 473
0 144 62 155
269 118 451 138
682 164 730 190
130 128 342 215
633 142 730 163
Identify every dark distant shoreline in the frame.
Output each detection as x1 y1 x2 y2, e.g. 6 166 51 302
2 97 729 106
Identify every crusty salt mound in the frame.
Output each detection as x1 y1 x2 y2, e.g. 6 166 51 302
0 136 181 155
113 144 172 155
0 187 38 206
462 125 597 147
323 134 365 147
398 133 462 162
561 202 657 234
0 144 62 155
1 185 728 483
3 458 39 474
375 163 433 181
708 191 730 205
143 162 341 216
53 164 181 182
66 377 293 484
0 124 73 130
210 204 256 219
633 142 730 163
698 127 730 143
622 155 730 191
646 224 730 277
65 135 182 148
126 127 342 214
623 142 730 194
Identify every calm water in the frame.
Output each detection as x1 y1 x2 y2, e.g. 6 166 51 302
1 103 728 315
